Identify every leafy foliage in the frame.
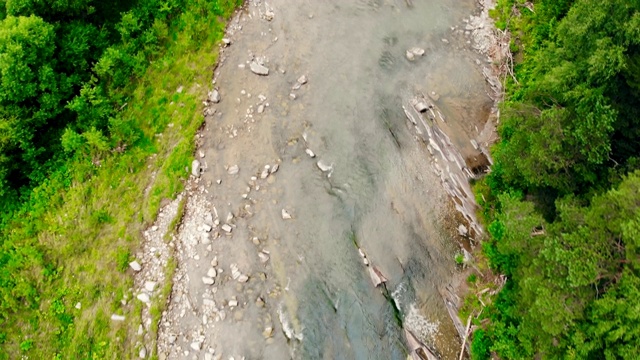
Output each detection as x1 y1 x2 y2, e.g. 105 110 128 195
474 0 640 359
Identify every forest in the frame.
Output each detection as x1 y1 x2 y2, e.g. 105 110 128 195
471 0 640 358
0 0 240 357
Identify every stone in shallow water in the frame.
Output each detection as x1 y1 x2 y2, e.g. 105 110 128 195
250 61 269 75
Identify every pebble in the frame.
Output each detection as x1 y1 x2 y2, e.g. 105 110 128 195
305 149 315 158
227 165 239 175
202 277 215 285
207 268 217 277
111 314 126 321
281 209 292 220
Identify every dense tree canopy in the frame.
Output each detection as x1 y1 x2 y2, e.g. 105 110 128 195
474 0 640 359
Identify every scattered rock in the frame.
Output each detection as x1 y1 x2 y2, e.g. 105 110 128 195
137 293 151 303
221 224 232 233
297 75 308 85
222 38 231 46
75 302 81 309
270 163 279 174
144 281 157 292
458 224 469 236
305 149 316 158
260 166 270 179
263 326 274 338
257 104 265 113
139 346 147 359
281 209 292 220
192 160 202 177
202 224 213 232
202 277 215 285
406 47 425 61
413 101 429 113
129 261 142 272
316 160 332 172
207 268 217 277
237 274 249 283
209 89 221 103
176 86 184 93
256 297 265 307
227 165 239 175
111 314 126 321
368 266 388 287
228 299 238 307
250 61 269 76
289 93 297 100
258 252 270 263
190 341 202 351
429 91 440 101
470 139 478 150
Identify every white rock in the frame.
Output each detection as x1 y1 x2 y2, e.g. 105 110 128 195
221 224 232 233
227 165 239 175
203 224 213 232
289 93 297 100
139 346 147 359
207 268 217 277
222 38 231 46
316 160 332 172
226 212 234 222
260 167 270 179
281 209 292 220
458 224 469 236
202 277 215 285
211 257 218 267
257 104 265 113
190 341 202 351
250 61 269 75
258 252 270 263
144 281 157 292
176 86 184 93
270 163 279 174
129 261 142 272
192 160 201 177
137 293 151 303
111 314 126 321
238 274 249 283
305 149 315 158
75 302 81 309
205 354 213 360
297 75 308 85
228 300 238 307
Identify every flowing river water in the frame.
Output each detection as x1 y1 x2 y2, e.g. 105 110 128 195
154 0 495 359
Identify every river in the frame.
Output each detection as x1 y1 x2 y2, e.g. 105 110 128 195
156 0 493 359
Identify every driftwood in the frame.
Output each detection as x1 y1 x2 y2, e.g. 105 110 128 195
458 314 473 360
404 328 438 360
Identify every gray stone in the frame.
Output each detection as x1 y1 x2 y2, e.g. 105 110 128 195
250 61 269 76
209 89 221 103
129 261 142 272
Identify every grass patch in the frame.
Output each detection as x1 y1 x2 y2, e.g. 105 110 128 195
0 2 241 358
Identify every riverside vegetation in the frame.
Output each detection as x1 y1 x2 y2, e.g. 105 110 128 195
0 0 241 358
469 0 640 359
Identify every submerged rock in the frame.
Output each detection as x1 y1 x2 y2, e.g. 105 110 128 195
250 61 269 75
